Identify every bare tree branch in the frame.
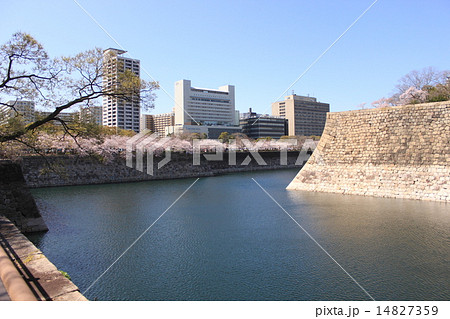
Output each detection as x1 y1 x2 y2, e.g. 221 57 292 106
0 32 159 150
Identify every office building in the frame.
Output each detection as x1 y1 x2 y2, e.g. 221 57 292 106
170 79 240 138
234 110 240 126
272 94 329 136
0 100 35 125
102 48 141 132
174 79 235 126
240 108 288 139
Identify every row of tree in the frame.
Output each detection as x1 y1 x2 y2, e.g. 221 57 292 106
1 128 315 161
369 67 449 108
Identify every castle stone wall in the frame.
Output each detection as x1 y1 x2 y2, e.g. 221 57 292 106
287 101 450 202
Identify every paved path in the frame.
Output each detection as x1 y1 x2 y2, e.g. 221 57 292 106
0 277 11 301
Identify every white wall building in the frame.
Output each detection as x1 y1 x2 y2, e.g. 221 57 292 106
174 79 235 126
102 48 141 132
0 100 35 125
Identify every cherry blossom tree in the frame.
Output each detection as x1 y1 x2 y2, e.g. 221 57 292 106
370 67 449 108
371 97 395 108
394 67 448 97
355 102 367 110
398 86 428 105
391 67 449 103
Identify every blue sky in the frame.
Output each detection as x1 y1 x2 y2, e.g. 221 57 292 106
1 0 449 114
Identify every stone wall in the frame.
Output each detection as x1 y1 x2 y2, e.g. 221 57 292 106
0 161 47 232
0 216 86 300
21 151 307 188
287 101 450 202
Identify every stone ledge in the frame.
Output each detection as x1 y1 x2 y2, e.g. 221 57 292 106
0 216 87 301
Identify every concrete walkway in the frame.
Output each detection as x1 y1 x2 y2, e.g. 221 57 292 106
0 216 87 301
0 277 11 301
0 242 37 301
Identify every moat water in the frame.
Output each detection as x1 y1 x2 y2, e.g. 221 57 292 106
28 169 449 301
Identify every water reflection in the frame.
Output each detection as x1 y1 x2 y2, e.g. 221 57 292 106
28 169 449 300
285 189 450 300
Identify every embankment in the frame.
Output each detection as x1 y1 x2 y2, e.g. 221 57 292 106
287 101 449 202
0 161 47 232
21 151 307 188
0 216 87 300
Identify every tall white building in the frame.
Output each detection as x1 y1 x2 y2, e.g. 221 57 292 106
102 48 141 132
0 100 35 125
174 79 235 126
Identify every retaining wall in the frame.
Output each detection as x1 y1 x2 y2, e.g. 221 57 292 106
0 161 47 232
21 151 307 188
287 101 450 202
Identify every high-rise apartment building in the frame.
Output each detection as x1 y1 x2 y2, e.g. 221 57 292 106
102 48 141 132
140 112 175 135
36 111 77 125
174 79 235 126
140 114 154 132
0 100 35 125
272 94 329 136
79 106 102 125
153 112 174 134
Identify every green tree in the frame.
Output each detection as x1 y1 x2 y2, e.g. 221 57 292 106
190 133 201 140
218 131 230 143
423 82 450 102
231 132 248 139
